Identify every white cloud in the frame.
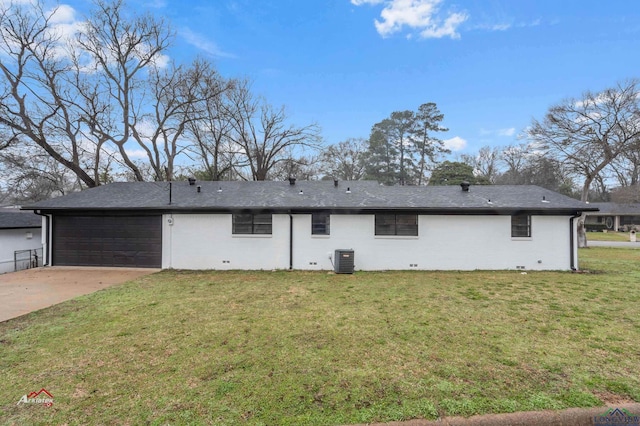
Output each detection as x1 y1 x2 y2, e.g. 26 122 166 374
46 5 84 55
48 4 75 23
180 27 236 58
443 136 467 151
418 10 468 39
125 149 149 159
353 0 468 39
497 127 516 137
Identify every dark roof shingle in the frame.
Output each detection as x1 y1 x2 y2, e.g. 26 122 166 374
23 181 596 214
0 211 42 229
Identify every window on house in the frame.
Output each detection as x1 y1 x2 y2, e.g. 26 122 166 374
233 213 272 234
375 214 418 236
312 213 330 235
511 214 531 237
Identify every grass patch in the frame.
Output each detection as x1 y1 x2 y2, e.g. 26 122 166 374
1 248 639 424
586 231 635 242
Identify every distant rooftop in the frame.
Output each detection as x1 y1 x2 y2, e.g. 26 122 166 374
586 202 640 215
0 211 42 229
23 180 596 215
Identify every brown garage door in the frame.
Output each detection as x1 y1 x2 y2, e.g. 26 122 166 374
53 215 162 267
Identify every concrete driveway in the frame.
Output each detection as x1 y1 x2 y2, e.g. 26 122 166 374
0 266 159 322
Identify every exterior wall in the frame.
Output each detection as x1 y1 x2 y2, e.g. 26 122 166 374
163 213 290 270
0 228 43 274
162 213 573 271
293 214 571 271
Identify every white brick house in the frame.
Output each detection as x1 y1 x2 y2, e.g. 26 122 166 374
24 180 597 271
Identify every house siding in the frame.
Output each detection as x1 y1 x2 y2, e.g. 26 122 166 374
162 213 573 271
163 214 290 270
0 228 43 274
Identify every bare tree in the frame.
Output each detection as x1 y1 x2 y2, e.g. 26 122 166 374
0 129 16 152
610 137 640 188
128 59 231 181
225 80 321 181
528 80 640 202
500 143 530 176
611 184 640 203
0 1 97 187
185 71 240 181
460 145 500 183
75 0 173 183
319 138 367 181
269 154 321 181
0 144 81 202
0 0 178 187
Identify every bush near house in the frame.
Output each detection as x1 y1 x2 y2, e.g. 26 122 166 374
585 223 607 232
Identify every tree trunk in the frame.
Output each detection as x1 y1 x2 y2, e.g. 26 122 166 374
577 218 588 249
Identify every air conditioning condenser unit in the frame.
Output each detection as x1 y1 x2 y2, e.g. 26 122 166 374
334 249 354 274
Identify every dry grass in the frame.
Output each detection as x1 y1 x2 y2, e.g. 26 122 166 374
0 247 638 425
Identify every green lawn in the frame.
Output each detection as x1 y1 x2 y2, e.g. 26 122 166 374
1 248 639 425
586 231 636 242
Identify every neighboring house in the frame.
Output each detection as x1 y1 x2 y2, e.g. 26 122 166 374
23 180 597 271
584 202 640 231
0 209 43 274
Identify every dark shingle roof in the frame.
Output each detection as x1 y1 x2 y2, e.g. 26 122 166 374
586 202 640 215
23 181 596 215
0 211 42 229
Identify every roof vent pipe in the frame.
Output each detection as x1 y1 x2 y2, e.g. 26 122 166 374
334 179 339 187
197 185 201 193
288 177 296 185
188 177 196 186
460 181 470 192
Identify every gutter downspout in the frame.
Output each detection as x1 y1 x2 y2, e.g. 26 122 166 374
570 213 582 271
33 210 49 266
288 213 293 270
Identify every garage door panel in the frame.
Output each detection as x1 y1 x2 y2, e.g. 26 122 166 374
53 215 162 268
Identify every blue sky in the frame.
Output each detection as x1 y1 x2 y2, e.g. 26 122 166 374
56 0 640 155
